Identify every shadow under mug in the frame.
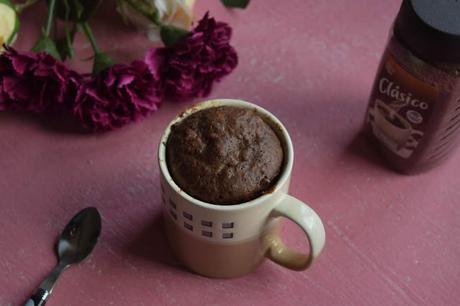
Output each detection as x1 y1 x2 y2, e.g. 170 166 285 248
158 99 326 278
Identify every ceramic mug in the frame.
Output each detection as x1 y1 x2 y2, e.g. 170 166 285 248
158 99 326 278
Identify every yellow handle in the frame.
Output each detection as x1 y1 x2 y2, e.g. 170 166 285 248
266 195 326 270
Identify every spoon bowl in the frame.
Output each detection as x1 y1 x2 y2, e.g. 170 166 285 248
25 207 101 306
57 207 101 264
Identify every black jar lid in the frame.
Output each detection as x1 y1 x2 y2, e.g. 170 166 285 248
395 0 460 63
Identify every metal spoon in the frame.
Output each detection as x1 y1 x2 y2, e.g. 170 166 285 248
24 207 102 306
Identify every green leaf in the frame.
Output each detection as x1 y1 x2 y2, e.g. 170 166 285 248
32 35 62 60
221 0 250 9
120 0 162 26
6 4 19 45
93 52 114 74
0 0 13 7
151 8 161 25
160 25 190 48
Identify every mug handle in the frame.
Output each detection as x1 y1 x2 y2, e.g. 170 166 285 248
265 195 326 270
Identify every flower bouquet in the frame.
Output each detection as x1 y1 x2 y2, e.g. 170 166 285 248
0 0 249 132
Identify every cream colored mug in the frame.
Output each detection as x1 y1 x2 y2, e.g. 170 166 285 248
158 99 326 278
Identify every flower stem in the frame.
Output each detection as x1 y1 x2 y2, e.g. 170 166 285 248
124 0 162 26
81 22 100 54
80 22 113 74
44 0 57 36
15 0 41 13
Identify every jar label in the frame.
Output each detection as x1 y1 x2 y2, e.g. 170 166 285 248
366 52 438 158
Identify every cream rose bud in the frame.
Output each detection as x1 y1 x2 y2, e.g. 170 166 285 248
0 0 18 51
119 0 195 42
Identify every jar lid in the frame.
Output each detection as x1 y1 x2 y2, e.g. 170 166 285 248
395 0 460 63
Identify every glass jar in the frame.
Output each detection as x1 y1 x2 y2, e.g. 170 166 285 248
364 0 460 173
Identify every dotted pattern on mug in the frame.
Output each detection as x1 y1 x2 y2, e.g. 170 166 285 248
167 198 235 240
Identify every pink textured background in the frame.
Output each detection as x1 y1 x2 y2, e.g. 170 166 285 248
1 0 459 305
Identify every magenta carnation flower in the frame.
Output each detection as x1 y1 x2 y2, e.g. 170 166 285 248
73 60 163 132
146 13 238 100
0 47 81 113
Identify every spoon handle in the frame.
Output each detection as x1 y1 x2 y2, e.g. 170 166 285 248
24 262 67 306
24 288 49 306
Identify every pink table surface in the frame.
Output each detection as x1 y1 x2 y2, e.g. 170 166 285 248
1 0 459 305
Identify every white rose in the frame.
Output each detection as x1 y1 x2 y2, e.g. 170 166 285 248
119 0 195 42
0 0 18 51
